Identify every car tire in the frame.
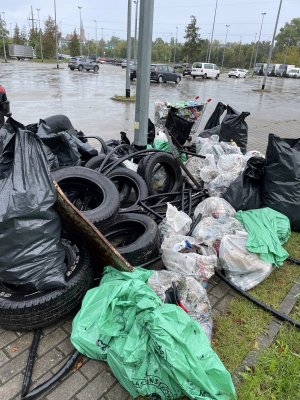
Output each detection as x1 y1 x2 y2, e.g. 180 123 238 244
51 166 120 227
69 67 75 71
0 237 93 331
215 74 219 79
193 75 196 79
78 65 83 71
84 154 124 171
94 65 99 72
175 76 181 84
106 167 148 211
139 153 182 195
158 76 163 83
203 73 207 79
103 213 161 266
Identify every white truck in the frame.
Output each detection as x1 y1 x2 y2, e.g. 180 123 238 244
9 45 34 60
276 64 295 77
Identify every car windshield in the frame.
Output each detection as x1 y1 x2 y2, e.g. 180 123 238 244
70 58 78 61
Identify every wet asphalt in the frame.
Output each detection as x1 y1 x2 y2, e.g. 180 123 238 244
0 60 299 152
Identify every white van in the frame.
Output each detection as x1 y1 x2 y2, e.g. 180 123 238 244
288 68 300 78
191 62 220 79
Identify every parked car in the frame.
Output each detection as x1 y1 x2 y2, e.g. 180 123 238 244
130 64 138 80
96 57 107 64
150 64 181 83
228 68 247 78
191 62 220 79
288 68 300 78
121 60 134 69
276 64 295 77
68 57 99 72
183 64 192 76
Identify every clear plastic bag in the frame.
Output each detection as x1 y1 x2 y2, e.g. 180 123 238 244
159 203 192 238
161 234 216 283
194 197 236 220
148 270 213 340
217 154 245 174
154 101 169 128
183 156 206 188
199 154 219 183
195 135 219 156
191 216 243 245
219 231 273 290
208 172 240 197
219 141 242 155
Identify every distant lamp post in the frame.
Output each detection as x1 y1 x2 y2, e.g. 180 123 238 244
252 12 266 72
53 0 59 68
173 26 178 64
36 8 44 62
249 32 257 69
238 35 242 64
78 6 83 56
93 20 97 59
208 0 218 62
284 25 293 63
221 24 230 68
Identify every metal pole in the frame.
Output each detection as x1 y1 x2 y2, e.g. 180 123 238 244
134 0 154 149
238 35 242 64
169 32 172 63
93 20 97 59
78 6 82 56
0 13 7 63
252 12 266 72
206 34 210 62
221 24 230 68
208 0 218 62
36 9 44 62
249 32 257 70
261 0 282 90
54 0 59 68
173 26 178 64
133 0 139 63
125 0 132 98
284 25 293 64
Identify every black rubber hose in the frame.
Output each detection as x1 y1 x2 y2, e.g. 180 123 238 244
215 270 300 330
179 149 206 159
98 143 134 172
22 350 81 400
181 182 186 212
287 256 300 266
139 200 164 220
21 330 43 398
83 136 108 154
139 256 162 268
188 189 192 217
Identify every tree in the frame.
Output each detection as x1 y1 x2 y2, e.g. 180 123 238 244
42 16 59 58
13 24 26 45
275 18 300 49
183 15 201 62
0 19 9 57
69 30 80 56
28 28 39 51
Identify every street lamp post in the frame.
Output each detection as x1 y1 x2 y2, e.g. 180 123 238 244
173 26 178 64
238 35 242 64
284 25 293 64
169 32 172 63
252 12 266 72
221 24 230 68
133 0 139 63
125 0 132 98
93 20 97 59
0 12 7 63
249 32 257 69
54 0 59 68
36 8 44 62
78 6 82 56
208 0 218 62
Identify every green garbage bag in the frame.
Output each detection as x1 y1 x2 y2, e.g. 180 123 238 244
71 267 236 400
236 207 290 266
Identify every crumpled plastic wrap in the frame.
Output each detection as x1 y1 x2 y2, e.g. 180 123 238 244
219 231 273 290
196 135 219 156
191 217 244 246
159 203 192 238
182 156 206 188
194 197 236 220
199 154 219 183
217 154 245 174
219 141 242 155
208 172 240 197
154 101 169 128
161 234 216 284
244 150 265 162
148 270 213 340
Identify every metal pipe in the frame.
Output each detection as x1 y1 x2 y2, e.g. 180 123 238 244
208 0 218 62
261 0 282 90
252 12 266 73
78 6 82 56
0 12 7 63
133 0 154 149
93 20 97 59
174 26 178 64
126 0 132 98
249 32 257 70
133 0 139 63
221 24 230 68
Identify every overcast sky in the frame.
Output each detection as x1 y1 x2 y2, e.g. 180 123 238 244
2 0 299 44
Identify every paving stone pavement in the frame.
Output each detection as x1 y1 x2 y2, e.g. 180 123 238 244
1 120 299 400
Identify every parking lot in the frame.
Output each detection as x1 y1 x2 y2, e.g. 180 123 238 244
1 61 299 153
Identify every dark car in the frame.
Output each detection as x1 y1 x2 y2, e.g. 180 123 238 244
68 57 99 72
150 64 181 83
182 65 192 76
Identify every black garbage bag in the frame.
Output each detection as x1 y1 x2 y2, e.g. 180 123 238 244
165 107 194 146
42 115 97 162
262 134 300 231
223 156 265 211
198 124 221 138
219 105 250 154
148 118 155 144
0 118 67 290
204 102 226 130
